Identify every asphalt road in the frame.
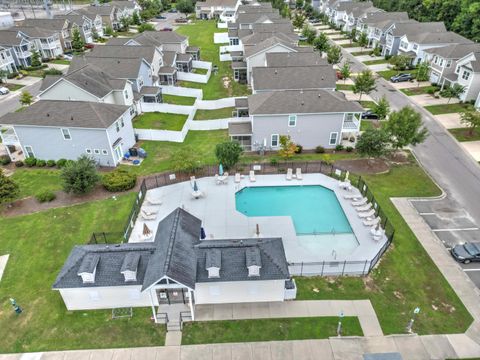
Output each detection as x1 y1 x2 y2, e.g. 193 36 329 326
0 80 42 117
338 42 480 287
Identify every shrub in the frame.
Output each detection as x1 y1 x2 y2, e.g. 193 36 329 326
24 157 37 167
335 144 344 151
270 158 278 166
36 159 46 167
46 160 56 167
43 68 62 77
315 145 325 154
19 69 28 76
15 160 24 167
35 190 56 203
426 88 436 95
56 158 67 168
102 169 137 192
215 141 243 169
0 155 11 165
7 72 18 79
346 146 354 152
295 144 303 154
61 155 100 195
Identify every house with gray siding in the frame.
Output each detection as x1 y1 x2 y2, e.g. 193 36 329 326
229 89 363 151
0 45 16 74
0 30 34 68
0 100 135 167
53 208 293 321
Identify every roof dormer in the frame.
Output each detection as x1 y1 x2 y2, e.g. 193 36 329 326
206 248 221 278
120 252 140 282
246 247 262 277
77 253 100 284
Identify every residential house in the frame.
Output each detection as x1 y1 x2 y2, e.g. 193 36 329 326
251 65 336 93
0 100 135 167
384 21 446 57
236 3 274 14
74 12 104 38
234 11 283 30
229 21 295 47
443 51 480 102
15 25 63 59
0 30 34 68
265 51 328 67
53 208 293 321
229 89 363 151
74 5 120 31
341 2 379 33
110 0 141 18
196 0 241 20
318 0 350 17
0 45 16 74
355 12 410 50
55 14 95 44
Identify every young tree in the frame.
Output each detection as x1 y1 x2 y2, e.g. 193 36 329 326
303 3 313 16
313 32 330 54
384 106 428 149
120 15 131 31
215 141 243 169
61 155 100 195
415 61 430 86
30 50 41 68
91 26 99 40
0 169 19 205
441 83 466 103
460 110 480 136
131 10 141 25
339 62 351 84
292 13 305 29
176 0 194 17
71 28 85 52
171 147 201 172
389 54 411 71
0 69 7 84
327 45 342 65
19 91 33 106
302 25 316 44
356 128 391 158
295 0 304 9
353 70 376 101
357 31 368 50
104 25 114 36
138 23 156 32
278 135 298 159
349 28 357 42
371 96 390 120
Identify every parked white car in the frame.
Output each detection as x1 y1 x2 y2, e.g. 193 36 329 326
0 87 9 95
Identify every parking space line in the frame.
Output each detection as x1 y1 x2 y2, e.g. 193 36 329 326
432 228 479 232
419 212 436 215
463 269 480 272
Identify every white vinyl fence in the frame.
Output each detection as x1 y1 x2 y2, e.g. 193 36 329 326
160 85 203 99
176 60 212 84
196 97 236 110
140 103 194 114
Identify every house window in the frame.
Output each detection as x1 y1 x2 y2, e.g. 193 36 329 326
439 59 444 67
413 43 418 50
86 148 92 154
462 70 471 81
121 117 125 127
129 107 135 116
433 56 438 64
94 149 100 154
329 132 338 146
271 134 279 147
230 38 239 45
446 60 452 68
400 41 408 49
24 145 34 158
124 89 128 99
116 121 120 132
102 149 108 155
138 78 144 88
288 115 296 127
61 128 71 140
455 66 460 74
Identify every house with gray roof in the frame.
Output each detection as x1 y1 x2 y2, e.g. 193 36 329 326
0 30 34 68
230 89 363 151
195 0 240 20
14 25 64 59
21 18 73 50
54 14 95 44
53 208 293 320
0 45 16 74
355 12 410 50
342 2 379 32
265 52 327 67
73 5 120 30
0 100 135 166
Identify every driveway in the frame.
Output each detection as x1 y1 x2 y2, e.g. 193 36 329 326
434 113 465 129
390 80 431 89
409 94 460 106
150 12 183 30
461 141 480 162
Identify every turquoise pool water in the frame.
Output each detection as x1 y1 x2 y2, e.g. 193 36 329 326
235 185 353 235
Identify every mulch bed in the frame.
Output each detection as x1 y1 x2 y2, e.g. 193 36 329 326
334 158 390 174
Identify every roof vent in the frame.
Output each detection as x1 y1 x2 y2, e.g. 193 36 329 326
301 100 304 105
318 94 321 98
71 116 74 121
46 113 50 117
274 69 277 74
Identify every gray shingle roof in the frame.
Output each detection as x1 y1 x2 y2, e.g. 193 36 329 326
244 36 296 58
78 253 100 274
205 248 221 268
0 30 24 46
248 89 364 115
392 22 446 37
133 31 187 46
69 55 144 79
237 3 273 13
246 247 261 267
163 51 177 66
88 44 159 65
22 18 69 31
361 12 409 27
241 31 297 45
0 100 128 129
120 252 141 272
266 52 328 67
77 6 116 17
424 43 480 59
228 121 252 135
236 12 281 26
252 65 336 91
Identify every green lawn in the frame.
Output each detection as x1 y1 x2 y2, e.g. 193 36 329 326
176 21 250 100
360 120 376 131
331 37 348 41
401 86 439 96
448 127 480 142
296 162 473 335
0 194 166 353
4 83 24 92
162 94 196 106
425 103 475 115
336 84 354 91
351 51 372 56
133 112 188 131
377 69 418 81
10 168 62 199
193 107 235 120
49 59 71 65
25 69 46 77
363 59 388 65
193 67 209 75
341 42 360 48
182 317 363 345
358 100 377 109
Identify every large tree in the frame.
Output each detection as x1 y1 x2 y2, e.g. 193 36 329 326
313 32 330 54
71 28 85 52
176 0 194 17
61 155 100 195
353 70 376 101
384 106 428 149
302 25 316 44
356 128 391 158
0 169 19 205
357 32 368 50
389 54 411 71
215 141 243 169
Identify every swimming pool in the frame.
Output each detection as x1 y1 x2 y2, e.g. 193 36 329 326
235 185 353 235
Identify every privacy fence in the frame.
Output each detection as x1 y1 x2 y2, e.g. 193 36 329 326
88 161 394 276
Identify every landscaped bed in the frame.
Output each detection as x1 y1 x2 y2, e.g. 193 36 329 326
425 103 475 115
358 100 377 109
3 83 24 92
448 127 480 142
363 59 389 65
162 94 196 106
336 84 354 91
133 112 188 131
341 42 360 48
351 51 372 56
193 67 209 75
400 86 439 96
181 317 363 345
193 107 235 120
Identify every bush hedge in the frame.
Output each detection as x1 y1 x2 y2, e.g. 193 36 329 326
0 155 11 165
102 169 137 192
35 190 56 203
15 160 24 167
46 160 56 167
36 159 46 167
315 145 325 154
56 159 67 168
24 157 37 167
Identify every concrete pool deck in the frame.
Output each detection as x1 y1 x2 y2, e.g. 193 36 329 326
129 173 388 275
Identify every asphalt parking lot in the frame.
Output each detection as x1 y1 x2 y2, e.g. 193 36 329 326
150 12 184 31
411 198 480 288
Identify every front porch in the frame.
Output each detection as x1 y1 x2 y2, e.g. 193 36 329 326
232 61 247 84
140 86 162 103
176 54 193 73
159 67 177 85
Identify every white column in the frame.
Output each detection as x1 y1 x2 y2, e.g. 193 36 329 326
188 289 195 321
149 288 158 323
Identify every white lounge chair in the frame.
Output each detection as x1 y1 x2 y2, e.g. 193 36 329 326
373 230 385 242
141 210 157 220
352 197 368 206
215 174 220 185
358 209 375 218
363 217 381 227
142 207 159 216
249 170 256 182
344 194 362 200
191 190 203 199
235 173 241 183
296 168 303 180
146 195 162 206
286 168 293 181
190 176 196 187
356 203 372 212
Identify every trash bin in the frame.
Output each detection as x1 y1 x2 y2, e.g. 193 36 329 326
138 148 147 158
129 147 138 157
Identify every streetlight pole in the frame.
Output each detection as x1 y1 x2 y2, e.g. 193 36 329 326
406 307 420 333
337 310 344 337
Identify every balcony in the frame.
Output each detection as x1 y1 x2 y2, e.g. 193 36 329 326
342 119 360 131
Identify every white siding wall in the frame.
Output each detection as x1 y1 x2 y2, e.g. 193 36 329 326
195 280 285 305
39 80 99 102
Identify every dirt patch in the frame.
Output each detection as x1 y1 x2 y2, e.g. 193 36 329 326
335 158 390 174
387 151 410 164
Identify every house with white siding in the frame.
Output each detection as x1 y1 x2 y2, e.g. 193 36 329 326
195 0 241 20
0 30 34 68
0 100 135 167
355 12 410 50
0 45 16 74
15 25 63 59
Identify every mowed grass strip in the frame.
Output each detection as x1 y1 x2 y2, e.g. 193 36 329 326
425 103 475 115
400 86 439 96
193 107 235 120
133 112 188 131
162 94 196 106
181 317 363 345
448 127 480 142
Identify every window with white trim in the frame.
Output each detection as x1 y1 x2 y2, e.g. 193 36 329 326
446 60 452 68
115 121 120 132
271 134 279 147
455 65 460 74
61 128 71 140
329 132 338 146
462 70 471 81
413 43 418 50
94 149 100 154
124 89 128 99
86 148 92 154
288 115 296 127
439 58 444 67
129 107 135 116
120 117 125 127
102 149 108 155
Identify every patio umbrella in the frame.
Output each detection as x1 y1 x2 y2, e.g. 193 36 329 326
200 227 206 240
143 223 152 237
219 164 224 176
193 181 199 192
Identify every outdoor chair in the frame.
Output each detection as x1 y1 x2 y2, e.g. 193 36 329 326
352 197 368 206
142 207 159 216
363 217 381 227
286 168 293 181
344 194 362 200
249 170 256 182
356 203 372 212
296 168 303 180
235 173 241 183
141 210 157 221
146 195 162 206
358 209 375 218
